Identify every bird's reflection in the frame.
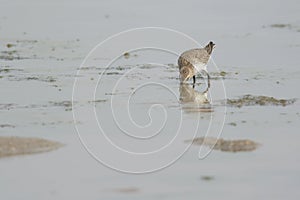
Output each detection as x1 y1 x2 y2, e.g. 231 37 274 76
179 83 213 113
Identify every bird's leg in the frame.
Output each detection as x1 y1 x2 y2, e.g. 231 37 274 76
192 76 196 88
206 71 210 88
201 70 210 88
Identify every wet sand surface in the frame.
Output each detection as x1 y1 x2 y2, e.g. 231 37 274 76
1 0 300 199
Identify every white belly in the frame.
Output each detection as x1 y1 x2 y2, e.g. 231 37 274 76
193 62 207 72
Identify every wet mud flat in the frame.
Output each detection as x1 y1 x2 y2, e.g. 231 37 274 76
226 95 296 107
0 136 63 158
1 1 300 199
186 137 259 152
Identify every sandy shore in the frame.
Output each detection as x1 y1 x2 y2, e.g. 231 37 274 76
0 136 63 158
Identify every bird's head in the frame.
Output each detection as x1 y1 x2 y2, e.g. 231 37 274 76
180 66 193 82
204 41 215 55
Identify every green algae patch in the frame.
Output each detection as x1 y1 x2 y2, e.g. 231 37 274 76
0 136 63 158
227 95 296 107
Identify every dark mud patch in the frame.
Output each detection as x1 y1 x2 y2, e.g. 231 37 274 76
123 52 137 59
228 121 247 126
0 136 63 158
6 43 16 48
78 66 102 71
78 65 130 72
105 72 121 75
226 95 296 107
123 52 130 59
16 39 38 44
138 64 158 69
0 100 95 112
0 124 16 128
2 39 82 61
0 67 24 74
270 24 292 28
0 50 31 60
49 100 72 111
105 92 129 96
113 187 140 194
87 99 107 104
210 71 228 77
228 122 237 126
0 124 15 128
186 137 259 152
115 65 132 70
31 120 80 126
0 103 17 110
11 75 57 83
264 23 300 32
201 176 214 181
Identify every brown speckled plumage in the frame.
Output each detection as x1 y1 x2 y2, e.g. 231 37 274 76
178 41 214 71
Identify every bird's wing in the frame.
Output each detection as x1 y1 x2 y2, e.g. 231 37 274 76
192 49 210 64
178 54 191 70
178 49 210 69
178 49 199 69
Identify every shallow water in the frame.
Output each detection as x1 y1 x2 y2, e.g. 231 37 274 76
0 0 300 199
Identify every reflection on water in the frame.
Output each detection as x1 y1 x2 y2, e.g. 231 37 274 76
180 83 259 153
179 83 213 113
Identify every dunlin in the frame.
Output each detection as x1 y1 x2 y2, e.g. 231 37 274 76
178 41 215 86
